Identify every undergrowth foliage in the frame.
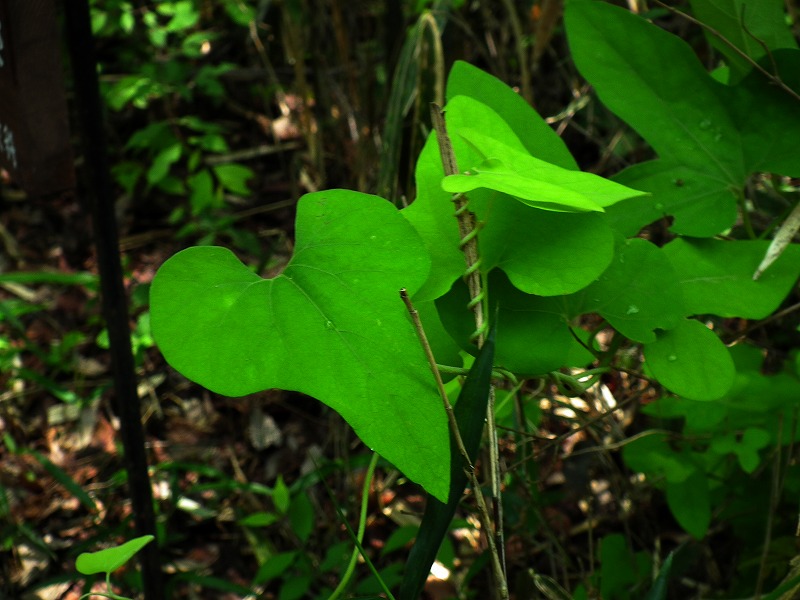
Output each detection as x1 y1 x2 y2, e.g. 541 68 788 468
0 0 793 598
149 1 800 597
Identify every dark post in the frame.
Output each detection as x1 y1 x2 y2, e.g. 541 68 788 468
62 2 164 599
0 0 74 195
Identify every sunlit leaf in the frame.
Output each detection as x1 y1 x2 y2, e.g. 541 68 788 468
76 535 154 575
151 190 450 501
404 96 615 300
443 130 644 213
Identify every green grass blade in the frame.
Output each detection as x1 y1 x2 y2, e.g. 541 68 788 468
399 321 496 600
0 271 99 289
377 6 449 203
28 449 97 512
644 551 674 600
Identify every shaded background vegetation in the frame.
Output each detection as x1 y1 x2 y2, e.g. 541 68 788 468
1 1 799 599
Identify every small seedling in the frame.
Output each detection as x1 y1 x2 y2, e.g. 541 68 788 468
75 535 154 600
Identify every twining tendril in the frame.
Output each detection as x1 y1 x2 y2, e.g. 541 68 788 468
452 195 487 341
430 102 507 594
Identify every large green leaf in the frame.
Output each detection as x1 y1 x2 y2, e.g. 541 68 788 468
568 238 685 343
442 130 645 213
446 60 578 169
663 238 800 319
689 0 797 82
403 95 615 300
644 318 735 401
437 271 582 376
150 190 451 501
565 1 800 236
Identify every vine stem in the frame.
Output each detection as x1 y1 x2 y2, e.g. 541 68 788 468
429 103 508 598
400 289 475 474
399 290 508 600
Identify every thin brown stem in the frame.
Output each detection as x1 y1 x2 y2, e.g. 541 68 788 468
652 0 800 103
399 289 506 598
399 288 474 474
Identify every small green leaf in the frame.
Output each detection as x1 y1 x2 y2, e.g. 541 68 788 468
76 535 154 575
212 163 254 196
288 493 314 543
239 512 280 527
711 427 771 473
222 0 256 26
622 434 695 484
273 475 290 515
644 318 735 401
253 551 298 585
666 469 710 539
188 170 218 213
146 143 182 185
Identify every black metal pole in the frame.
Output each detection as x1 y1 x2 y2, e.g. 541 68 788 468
62 2 164 599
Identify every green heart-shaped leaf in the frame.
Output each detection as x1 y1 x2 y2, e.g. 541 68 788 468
151 190 451 501
76 535 154 575
566 0 800 236
437 271 581 376
644 318 735 401
443 130 645 213
571 238 685 343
